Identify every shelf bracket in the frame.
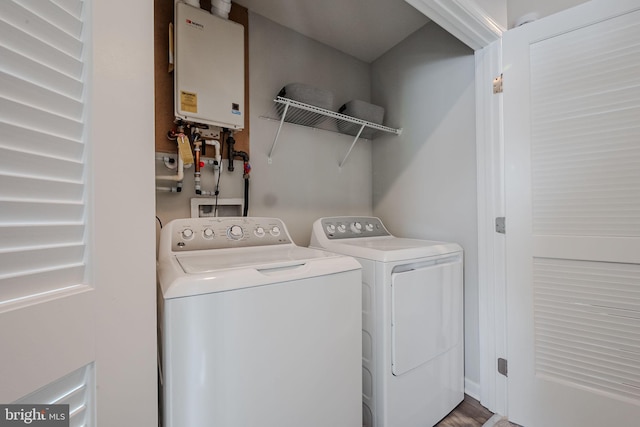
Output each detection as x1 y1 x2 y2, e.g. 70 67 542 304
339 124 366 168
267 102 289 164
266 97 402 167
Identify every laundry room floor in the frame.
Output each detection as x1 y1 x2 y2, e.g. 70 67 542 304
436 395 494 427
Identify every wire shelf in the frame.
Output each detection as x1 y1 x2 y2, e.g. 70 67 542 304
266 97 402 167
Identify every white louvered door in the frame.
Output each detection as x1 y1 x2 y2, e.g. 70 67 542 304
503 1 640 426
0 0 96 421
2 0 157 425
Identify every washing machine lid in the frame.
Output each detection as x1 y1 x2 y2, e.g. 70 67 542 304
314 236 462 262
176 245 333 273
159 245 361 299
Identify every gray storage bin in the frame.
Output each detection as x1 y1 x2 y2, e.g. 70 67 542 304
338 100 385 139
276 83 334 126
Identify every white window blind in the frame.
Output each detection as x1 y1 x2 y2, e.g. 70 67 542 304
0 0 87 306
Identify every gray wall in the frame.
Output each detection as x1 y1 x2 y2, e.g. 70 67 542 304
370 22 480 389
247 12 374 245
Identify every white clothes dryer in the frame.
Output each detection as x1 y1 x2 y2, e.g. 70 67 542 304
310 216 464 427
158 217 362 427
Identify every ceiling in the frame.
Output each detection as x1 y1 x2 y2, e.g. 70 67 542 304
233 0 430 63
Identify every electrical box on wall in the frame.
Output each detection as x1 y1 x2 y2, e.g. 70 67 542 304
191 198 244 218
174 1 244 129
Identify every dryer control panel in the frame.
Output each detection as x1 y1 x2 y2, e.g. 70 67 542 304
318 216 390 239
165 217 292 252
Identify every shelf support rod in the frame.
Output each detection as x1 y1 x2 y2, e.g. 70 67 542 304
268 102 290 163
339 124 366 168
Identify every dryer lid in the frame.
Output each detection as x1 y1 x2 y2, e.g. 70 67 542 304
309 216 462 262
312 236 462 262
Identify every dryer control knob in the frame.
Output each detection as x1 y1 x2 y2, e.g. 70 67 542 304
270 226 281 237
228 225 244 240
337 224 347 233
203 228 214 239
181 228 194 239
326 224 336 234
350 222 363 233
254 226 265 237
365 223 374 232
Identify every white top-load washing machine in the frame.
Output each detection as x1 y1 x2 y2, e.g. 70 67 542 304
310 216 464 427
158 217 362 427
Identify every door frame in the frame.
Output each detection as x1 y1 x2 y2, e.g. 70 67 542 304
90 0 158 424
474 38 507 415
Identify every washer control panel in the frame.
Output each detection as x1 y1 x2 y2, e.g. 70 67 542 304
168 217 292 251
320 216 389 240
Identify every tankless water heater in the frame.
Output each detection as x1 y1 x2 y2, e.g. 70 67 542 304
174 1 244 129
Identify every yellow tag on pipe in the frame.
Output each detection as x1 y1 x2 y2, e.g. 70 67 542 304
177 134 194 165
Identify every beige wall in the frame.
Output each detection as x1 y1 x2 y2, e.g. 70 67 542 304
507 0 589 28
475 0 508 28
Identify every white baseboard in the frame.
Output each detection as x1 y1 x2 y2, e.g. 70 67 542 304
465 377 481 401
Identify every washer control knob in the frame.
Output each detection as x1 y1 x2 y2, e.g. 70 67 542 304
350 222 363 233
228 225 244 240
203 228 214 239
254 226 266 237
326 224 336 234
270 226 281 237
337 224 347 233
181 228 194 239
365 223 374 232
